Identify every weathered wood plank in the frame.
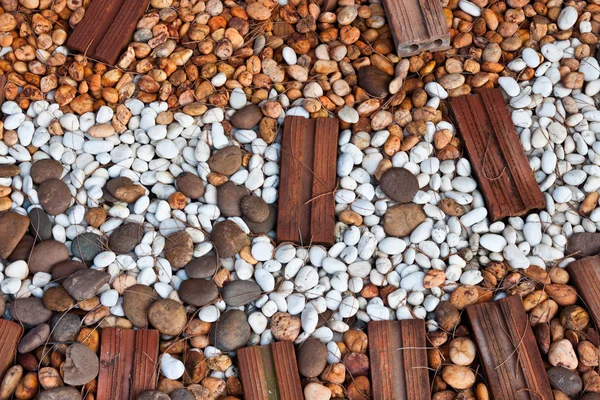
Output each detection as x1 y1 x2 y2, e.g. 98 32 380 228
466 295 553 400
381 0 450 56
237 341 303 400
97 328 159 400
568 255 600 327
0 320 22 383
277 116 338 246
450 88 545 221
368 320 431 400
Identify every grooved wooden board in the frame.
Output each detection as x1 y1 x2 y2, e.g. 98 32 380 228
568 256 600 327
67 0 150 65
0 320 22 383
97 328 159 400
466 295 553 400
277 116 339 246
237 341 303 400
368 320 431 400
450 89 546 221
381 0 450 56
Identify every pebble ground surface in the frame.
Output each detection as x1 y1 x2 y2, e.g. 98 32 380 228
0 0 600 399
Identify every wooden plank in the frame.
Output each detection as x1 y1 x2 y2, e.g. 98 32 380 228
0 320 22 383
95 0 152 65
237 341 303 400
97 328 159 400
66 0 125 60
0 74 7 116
381 0 450 56
277 116 339 246
368 320 431 400
450 88 545 221
568 256 600 327
466 295 553 400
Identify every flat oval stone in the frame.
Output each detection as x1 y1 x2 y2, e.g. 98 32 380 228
230 104 263 129
38 178 72 216
169 389 195 400
10 297 52 326
8 234 34 262
63 343 99 386
18 323 50 353
222 280 261 307
147 299 187 336
185 255 219 279
123 284 159 328
164 230 194 269
36 387 82 400
175 172 205 199
211 220 247 258
50 313 81 342
63 269 111 301
547 366 582 396
209 310 251 351
178 279 219 307
217 181 249 217
30 159 63 184
384 203 426 237
358 65 392 97
0 165 20 177
208 145 243 175
243 204 277 234
566 232 600 258
379 168 419 203
51 260 86 282
71 232 106 261
241 195 269 223
43 285 75 312
29 240 69 274
108 223 144 254
137 391 170 400
29 208 52 241
297 339 328 378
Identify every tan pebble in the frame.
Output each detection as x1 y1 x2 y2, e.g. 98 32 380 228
77 327 100 353
544 283 577 306
423 269 446 288
0 197 11 212
14 372 38 400
442 365 476 390
580 192 598 215
338 209 363 226
548 339 578 370
38 367 62 390
0 365 23 400
578 340 600 367
449 337 476 366
548 268 570 284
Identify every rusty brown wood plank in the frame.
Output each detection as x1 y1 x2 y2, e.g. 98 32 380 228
466 295 553 400
277 116 338 247
380 0 450 56
0 320 22 383
97 328 159 400
568 256 600 327
237 341 303 400
368 320 430 400
95 0 152 65
450 88 545 221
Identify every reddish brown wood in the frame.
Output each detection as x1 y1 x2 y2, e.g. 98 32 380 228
0 75 7 114
568 256 600 327
368 320 431 400
381 0 450 56
67 0 150 65
277 116 339 246
466 295 553 400
450 88 545 221
97 328 159 400
0 320 22 383
237 341 303 400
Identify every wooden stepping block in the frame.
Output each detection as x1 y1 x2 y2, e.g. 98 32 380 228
466 295 553 400
450 88 545 221
67 0 151 66
381 0 450 56
97 328 159 400
237 341 303 400
368 319 431 400
277 116 339 247
0 320 22 382
568 255 600 327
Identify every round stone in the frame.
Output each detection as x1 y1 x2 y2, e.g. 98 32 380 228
71 232 106 261
28 208 52 241
43 285 75 312
30 159 63 184
222 280 262 307
175 172 205 199
230 104 263 129
547 366 582 396
10 297 53 326
241 196 270 223
164 230 194 269
211 220 247 258
208 145 243 175
38 178 72 215
50 313 81 342
147 299 187 336
383 203 426 237
209 310 251 351
243 204 277 234
63 343 99 385
8 235 34 262
123 284 159 328
357 65 392 97
51 260 86 282
185 255 219 279
379 168 419 203
36 387 82 400
18 323 50 353
297 339 328 378
217 181 250 217
108 223 144 254
63 269 111 301
178 279 219 307
29 240 69 274
137 391 170 400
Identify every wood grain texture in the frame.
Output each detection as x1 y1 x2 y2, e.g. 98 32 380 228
381 0 450 56
466 295 553 400
368 320 431 400
0 320 22 383
237 341 303 400
450 88 545 221
568 256 600 327
95 0 151 65
277 116 339 246
97 328 159 400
